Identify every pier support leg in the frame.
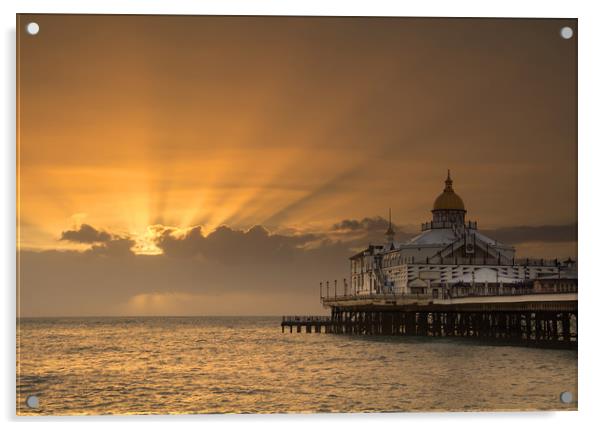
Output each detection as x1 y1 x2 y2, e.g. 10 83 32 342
562 312 570 344
417 312 428 336
382 312 393 335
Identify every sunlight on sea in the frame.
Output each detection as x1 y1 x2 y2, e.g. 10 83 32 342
17 317 577 415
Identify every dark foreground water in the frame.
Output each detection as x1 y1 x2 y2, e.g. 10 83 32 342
17 317 577 415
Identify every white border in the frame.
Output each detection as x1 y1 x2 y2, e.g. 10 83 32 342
2 1 601 429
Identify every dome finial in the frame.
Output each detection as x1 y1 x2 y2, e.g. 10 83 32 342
445 169 453 191
433 170 465 212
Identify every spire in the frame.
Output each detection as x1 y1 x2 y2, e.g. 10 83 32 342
385 208 395 243
444 169 454 191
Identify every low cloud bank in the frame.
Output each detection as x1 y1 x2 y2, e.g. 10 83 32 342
18 219 577 316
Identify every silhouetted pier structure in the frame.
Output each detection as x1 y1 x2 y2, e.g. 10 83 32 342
283 283 577 348
281 316 332 333
281 173 578 348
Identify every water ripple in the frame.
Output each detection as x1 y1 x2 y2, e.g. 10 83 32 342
17 316 577 415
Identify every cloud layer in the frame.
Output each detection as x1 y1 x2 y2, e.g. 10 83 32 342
18 219 577 316
156 225 317 263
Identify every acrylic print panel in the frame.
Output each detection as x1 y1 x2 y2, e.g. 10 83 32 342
16 14 577 415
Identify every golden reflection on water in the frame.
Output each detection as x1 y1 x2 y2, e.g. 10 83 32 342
17 317 577 415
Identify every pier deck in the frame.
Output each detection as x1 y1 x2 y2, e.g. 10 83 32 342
282 286 577 348
281 316 332 333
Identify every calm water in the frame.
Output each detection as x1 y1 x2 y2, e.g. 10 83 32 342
17 317 577 415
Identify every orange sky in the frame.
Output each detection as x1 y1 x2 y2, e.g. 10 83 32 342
17 15 577 316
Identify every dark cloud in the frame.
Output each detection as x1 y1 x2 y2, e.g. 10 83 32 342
156 224 319 263
331 216 414 246
87 237 136 257
60 224 112 243
331 219 578 246
329 218 578 250
482 223 577 245
60 224 136 256
155 225 205 258
333 216 392 232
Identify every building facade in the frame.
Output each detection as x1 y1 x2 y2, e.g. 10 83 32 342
350 172 568 296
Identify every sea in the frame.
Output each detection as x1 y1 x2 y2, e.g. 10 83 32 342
17 316 577 415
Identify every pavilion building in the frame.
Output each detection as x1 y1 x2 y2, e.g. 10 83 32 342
349 171 569 296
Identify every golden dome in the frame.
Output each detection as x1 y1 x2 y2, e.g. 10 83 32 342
432 170 466 211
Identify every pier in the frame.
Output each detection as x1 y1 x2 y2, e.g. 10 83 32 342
283 283 577 348
279 173 578 348
281 316 333 333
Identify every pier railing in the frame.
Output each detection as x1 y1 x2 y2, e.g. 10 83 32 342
418 257 561 266
320 284 577 303
421 220 478 231
282 316 332 323
378 257 561 266
321 293 431 303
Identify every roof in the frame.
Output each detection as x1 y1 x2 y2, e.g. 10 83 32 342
406 228 459 245
400 227 513 251
349 244 383 260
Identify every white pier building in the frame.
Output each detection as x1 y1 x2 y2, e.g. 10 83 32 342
350 171 570 296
